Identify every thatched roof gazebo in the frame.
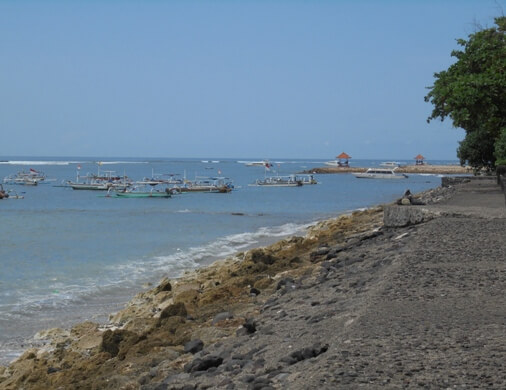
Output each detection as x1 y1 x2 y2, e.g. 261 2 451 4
414 154 425 165
336 152 351 167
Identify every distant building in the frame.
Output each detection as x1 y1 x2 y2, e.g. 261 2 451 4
414 154 425 165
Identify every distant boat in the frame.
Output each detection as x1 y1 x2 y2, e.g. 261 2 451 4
112 183 173 198
297 174 318 185
173 176 234 193
380 161 402 168
243 160 272 168
143 169 184 185
250 174 303 187
3 168 46 185
353 168 408 179
67 168 131 191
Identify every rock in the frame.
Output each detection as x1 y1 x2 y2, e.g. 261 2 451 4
383 205 437 227
243 318 257 334
401 198 411 205
237 318 257 336
100 329 140 358
154 278 172 294
250 287 261 296
276 277 296 291
249 249 276 265
184 355 223 373
184 339 204 354
159 302 187 319
212 312 234 325
280 343 329 365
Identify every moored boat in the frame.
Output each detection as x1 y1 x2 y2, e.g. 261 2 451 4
173 177 234 193
380 161 403 168
296 174 318 185
67 168 132 191
353 168 408 179
112 183 173 198
250 174 303 187
3 168 46 185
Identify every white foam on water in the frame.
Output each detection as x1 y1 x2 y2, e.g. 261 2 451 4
0 160 76 165
0 220 313 364
0 221 311 322
96 161 149 165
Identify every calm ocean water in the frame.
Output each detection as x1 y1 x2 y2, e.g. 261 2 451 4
0 156 452 363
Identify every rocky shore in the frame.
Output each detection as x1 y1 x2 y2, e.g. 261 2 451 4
1 177 505 389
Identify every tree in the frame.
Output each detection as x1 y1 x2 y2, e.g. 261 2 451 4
495 128 506 165
425 16 506 169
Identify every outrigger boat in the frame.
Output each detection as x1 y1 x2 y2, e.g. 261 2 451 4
3 168 47 186
111 182 173 198
250 174 303 187
68 173 131 190
142 169 184 185
297 174 318 185
67 165 132 191
173 176 234 193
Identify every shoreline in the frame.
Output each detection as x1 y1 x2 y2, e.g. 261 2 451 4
1 177 504 389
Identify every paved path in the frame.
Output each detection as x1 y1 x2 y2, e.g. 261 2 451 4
146 177 506 389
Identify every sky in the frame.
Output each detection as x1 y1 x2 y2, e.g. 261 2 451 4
0 0 504 160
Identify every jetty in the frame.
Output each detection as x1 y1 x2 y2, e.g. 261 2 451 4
305 164 471 175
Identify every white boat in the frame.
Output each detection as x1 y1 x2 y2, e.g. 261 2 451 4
243 160 272 168
3 168 46 185
324 160 349 167
380 161 402 168
250 174 303 187
353 168 408 179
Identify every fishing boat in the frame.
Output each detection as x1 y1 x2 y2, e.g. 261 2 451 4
353 168 408 179
142 170 184 185
3 168 46 185
296 174 318 185
112 183 173 198
250 174 303 187
67 167 132 191
173 177 234 193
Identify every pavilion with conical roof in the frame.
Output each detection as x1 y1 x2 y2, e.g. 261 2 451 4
336 152 351 167
414 154 425 165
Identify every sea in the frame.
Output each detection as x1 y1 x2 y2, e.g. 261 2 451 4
0 156 455 364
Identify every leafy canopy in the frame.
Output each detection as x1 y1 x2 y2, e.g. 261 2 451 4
425 16 506 169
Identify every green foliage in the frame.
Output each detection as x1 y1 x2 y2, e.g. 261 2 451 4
425 17 506 169
494 128 506 165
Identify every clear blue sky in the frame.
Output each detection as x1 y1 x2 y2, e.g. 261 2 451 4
0 0 503 159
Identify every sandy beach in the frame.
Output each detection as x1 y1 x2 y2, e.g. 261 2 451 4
1 176 505 389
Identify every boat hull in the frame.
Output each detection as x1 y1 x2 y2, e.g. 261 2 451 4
353 173 408 179
115 192 171 198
